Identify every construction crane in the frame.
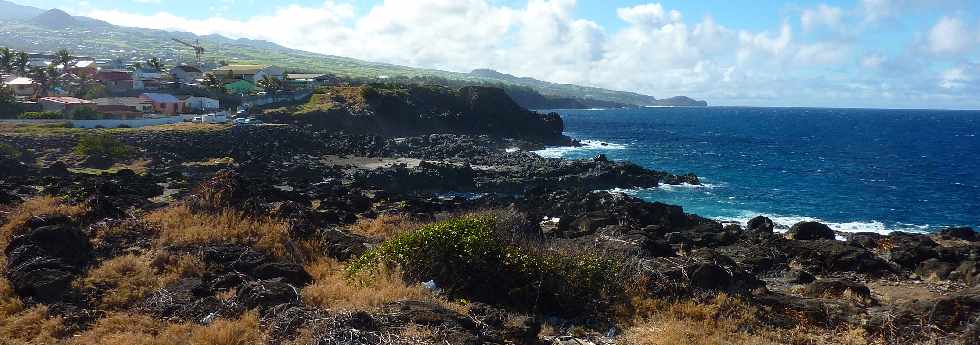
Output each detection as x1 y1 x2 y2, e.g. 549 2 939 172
172 38 205 64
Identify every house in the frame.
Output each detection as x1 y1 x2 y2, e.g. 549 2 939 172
95 70 134 94
4 77 37 97
39 97 96 114
170 65 203 84
65 60 98 78
133 68 163 90
179 96 220 112
224 80 257 95
211 65 284 83
93 97 154 117
286 73 339 89
140 93 183 115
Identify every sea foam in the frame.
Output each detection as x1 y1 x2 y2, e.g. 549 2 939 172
714 212 931 235
533 140 628 158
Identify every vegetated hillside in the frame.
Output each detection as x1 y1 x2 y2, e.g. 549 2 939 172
264 84 566 142
0 5 666 107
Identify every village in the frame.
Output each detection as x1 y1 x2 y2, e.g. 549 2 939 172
0 46 338 127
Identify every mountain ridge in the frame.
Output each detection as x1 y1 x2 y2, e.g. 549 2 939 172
0 1 707 107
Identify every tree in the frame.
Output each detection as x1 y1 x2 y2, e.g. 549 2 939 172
28 66 53 99
0 85 22 118
54 49 74 68
0 47 12 73
146 57 164 72
129 62 143 71
257 75 284 94
201 73 224 93
13 51 28 75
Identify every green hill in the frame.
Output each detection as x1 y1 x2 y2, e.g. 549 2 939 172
0 4 709 107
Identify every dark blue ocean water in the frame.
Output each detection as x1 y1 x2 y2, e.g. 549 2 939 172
535 107 980 233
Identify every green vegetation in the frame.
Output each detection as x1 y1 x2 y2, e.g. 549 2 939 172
348 215 629 315
0 142 20 159
70 107 102 120
73 132 135 158
17 111 62 120
0 85 20 118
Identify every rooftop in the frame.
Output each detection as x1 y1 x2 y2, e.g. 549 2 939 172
141 93 180 103
41 97 96 105
211 65 275 75
4 77 34 85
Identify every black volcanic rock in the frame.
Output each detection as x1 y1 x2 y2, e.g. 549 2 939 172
29 9 79 28
786 221 835 240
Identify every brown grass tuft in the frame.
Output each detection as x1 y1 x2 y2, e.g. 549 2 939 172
350 214 423 241
301 258 431 311
0 305 64 345
79 254 161 309
146 204 291 257
188 311 263 345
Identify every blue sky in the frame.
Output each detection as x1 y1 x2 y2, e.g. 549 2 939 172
15 0 980 108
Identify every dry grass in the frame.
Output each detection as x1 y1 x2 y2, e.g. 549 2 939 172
155 253 207 286
0 305 64 345
146 204 291 257
79 254 162 309
0 279 24 320
619 295 878 345
68 311 263 345
188 311 263 345
350 213 423 240
301 258 431 311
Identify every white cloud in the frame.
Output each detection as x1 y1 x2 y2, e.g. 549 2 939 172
927 16 973 55
801 4 844 32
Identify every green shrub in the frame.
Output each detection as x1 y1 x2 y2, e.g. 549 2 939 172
0 142 21 159
18 111 63 120
348 216 628 315
70 107 102 120
73 133 134 158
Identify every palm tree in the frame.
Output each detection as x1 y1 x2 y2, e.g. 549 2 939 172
28 66 52 99
0 47 12 74
13 51 29 75
54 49 74 68
129 62 143 71
146 57 164 72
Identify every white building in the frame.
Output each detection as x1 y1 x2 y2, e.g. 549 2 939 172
181 96 220 112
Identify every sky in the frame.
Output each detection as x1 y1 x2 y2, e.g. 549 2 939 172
16 0 980 109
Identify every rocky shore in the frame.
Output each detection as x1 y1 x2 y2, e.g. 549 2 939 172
0 95 978 344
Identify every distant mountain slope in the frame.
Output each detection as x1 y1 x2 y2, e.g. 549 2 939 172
0 4 706 107
0 0 43 21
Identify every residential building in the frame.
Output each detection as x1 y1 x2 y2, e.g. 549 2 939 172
211 65 284 83
179 96 220 112
140 93 183 115
65 60 98 78
39 97 96 114
170 65 203 84
133 68 162 90
95 70 134 94
286 73 339 89
4 77 37 97
93 97 154 117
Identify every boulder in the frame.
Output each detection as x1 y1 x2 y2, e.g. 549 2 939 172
319 228 371 261
4 224 91 303
781 240 893 274
251 262 312 286
951 260 980 286
915 258 956 281
747 216 775 234
893 287 980 332
200 245 269 272
139 278 229 322
803 279 873 303
783 270 816 284
686 263 732 290
938 227 978 242
886 232 938 269
235 280 299 309
786 222 835 240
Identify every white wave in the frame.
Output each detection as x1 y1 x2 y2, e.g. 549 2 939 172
603 183 720 195
505 147 520 153
533 139 628 158
714 211 931 236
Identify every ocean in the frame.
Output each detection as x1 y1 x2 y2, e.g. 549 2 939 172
534 107 980 234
